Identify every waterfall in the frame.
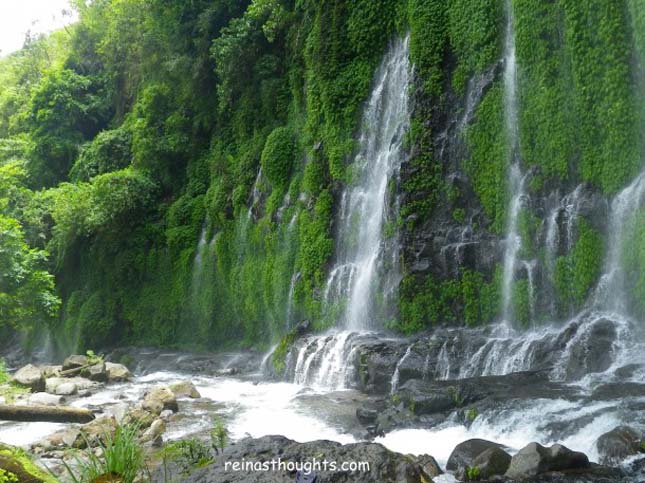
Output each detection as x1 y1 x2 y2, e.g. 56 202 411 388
499 0 526 325
324 36 410 331
289 36 410 389
596 171 645 315
390 345 413 394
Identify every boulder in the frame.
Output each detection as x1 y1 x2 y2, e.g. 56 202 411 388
169 380 201 399
105 362 132 382
447 439 504 473
45 376 99 395
12 364 45 392
505 442 589 480
62 354 89 372
81 362 108 382
38 427 81 450
143 386 178 414
27 392 66 406
123 407 155 429
416 454 442 478
164 435 434 483
74 416 117 449
595 425 643 465
466 447 511 480
41 365 62 378
140 418 166 443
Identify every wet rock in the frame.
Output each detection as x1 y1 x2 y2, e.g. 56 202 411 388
140 418 166 443
124 407 155 429
12 364 45 392
505 442 589 480
415 454 442 477
45 376 99 395
174 435 434 483
143 386 178 414
447 439 504 473
595 426 643 465
27 392 65 406
37 427 80 450
74 416 117 449
561 318 617 381
53 382 77 396
467 447 511 480
41 365 62 378
168 381 202 399
62 354 89 372
105 362 131 382
81 362 108 382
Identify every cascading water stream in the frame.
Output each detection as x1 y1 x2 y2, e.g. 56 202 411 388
499 0 527 327
324 36 410 331
291 36 411 389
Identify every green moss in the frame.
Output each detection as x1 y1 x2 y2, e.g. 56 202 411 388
554 218 603 315
261 127 297 190
0 444 58 483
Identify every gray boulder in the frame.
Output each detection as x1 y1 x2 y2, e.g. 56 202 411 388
169 435 434 483
505 442 589 480
81 362 108 382
105 362 131 382
595 426 643 465
169 380 201 398
466 447 511 480
143 386 178 414
12 364 45 392
447 439 504 473
62 354 89 372
27 392 65 406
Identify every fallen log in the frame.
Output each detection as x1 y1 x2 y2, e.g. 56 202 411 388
0 404 95 423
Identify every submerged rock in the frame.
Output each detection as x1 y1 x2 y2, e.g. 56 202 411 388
595 426 643 465
12 364 45 392
505 442 589 479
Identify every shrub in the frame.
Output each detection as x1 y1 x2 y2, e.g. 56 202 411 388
261 127 297 189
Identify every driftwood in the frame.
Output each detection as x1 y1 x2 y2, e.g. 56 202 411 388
0 404 95 423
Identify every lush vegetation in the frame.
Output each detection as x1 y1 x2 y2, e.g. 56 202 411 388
0 0 644 353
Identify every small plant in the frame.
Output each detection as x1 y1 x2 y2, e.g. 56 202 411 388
640 440 645 452
211 417 228 454
62 423 143 483
466 466 481 481
163 439 213 475
0 360 9 384
466 407 478 421
0 468 18 483
86 349 104 365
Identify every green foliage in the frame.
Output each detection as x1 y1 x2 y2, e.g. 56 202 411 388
0 468 18 483
63 423 144 483
464 84 507 232
466 407 478 421
163 438 214 474
466 465 481 481
0 360 8 385
554 219 603 315
70 126 132 182
211 417 229 454
398 268 500 332
261 127 297 189
85 349 104 365
0 444 57 483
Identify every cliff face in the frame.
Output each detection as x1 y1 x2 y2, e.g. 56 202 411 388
0 0 644 352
